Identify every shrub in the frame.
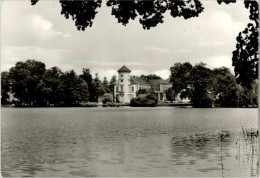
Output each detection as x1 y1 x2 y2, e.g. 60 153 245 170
130 92 158 107
102 93 113 104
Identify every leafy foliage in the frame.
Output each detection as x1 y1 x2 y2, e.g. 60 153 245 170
211 67 238 107
61 70 89 105
217 0 259 88
42 67 64 106
9 60 46 106
30 0 258 87
102 93 113 104
169 62 258 107
92 73 105 102
60 0 102 31
108 0 204 29
109 75 117 95
32 0 204 30
140 74 161 80
1 71 10 104
190 63 215 107
170 62 192 94
130 91 158 106
136 88 149 96
102 77 110 93
5 60 92 106
80 68 95 102
165 87 176 101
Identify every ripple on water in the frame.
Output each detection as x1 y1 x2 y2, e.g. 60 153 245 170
1 107 258 177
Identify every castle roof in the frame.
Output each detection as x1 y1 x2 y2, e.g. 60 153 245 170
130 76 150 85
118 65 131 73
148 79 166 91
130 77 170 90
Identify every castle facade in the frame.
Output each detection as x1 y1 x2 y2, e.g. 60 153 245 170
114 66 172 103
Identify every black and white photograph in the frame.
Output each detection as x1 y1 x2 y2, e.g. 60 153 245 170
1 0 259 177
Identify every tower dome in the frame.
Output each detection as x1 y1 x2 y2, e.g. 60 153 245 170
118 65 131 73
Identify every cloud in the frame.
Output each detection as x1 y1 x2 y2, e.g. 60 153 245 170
198 41 227 46
154 69 170 79
1 1 71 46
206 55 233 70
1 46 68 71
131 70 147 77
86 60 144 67
141 47 189 54
31 14 71 39
1 1 248 79
205 11 245 35
92 69 118 81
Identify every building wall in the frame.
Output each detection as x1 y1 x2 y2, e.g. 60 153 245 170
116 71 131 103
114 72 171 104
159 83 171 92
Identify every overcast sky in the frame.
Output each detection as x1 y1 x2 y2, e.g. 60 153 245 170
1 0 250 80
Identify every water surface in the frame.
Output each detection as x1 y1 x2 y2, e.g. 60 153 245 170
1 107 258 177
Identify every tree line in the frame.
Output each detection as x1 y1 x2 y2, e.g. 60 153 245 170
1 59 116 106
1 59 258 107
168 62 258 107
31 0 258 88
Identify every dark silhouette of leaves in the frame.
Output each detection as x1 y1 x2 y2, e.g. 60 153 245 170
31 0 39 5
216 0 236 4
32 0 204 29
59 0 102 31
168 0 204 19
30 0 258 87
217 0 258 88
135 0 168 29
232 23 258 88
106 0 138 26
107 0 204 29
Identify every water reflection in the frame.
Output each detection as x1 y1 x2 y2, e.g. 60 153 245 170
1 108 258 177
170 130 258 177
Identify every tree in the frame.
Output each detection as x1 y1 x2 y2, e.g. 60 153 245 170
30 0 258 87
80 68 95 102
212 67 238 107
92 73 105 102
102 77 110 93
217 0 258 87
42 67 64 106
9 60 46 106
31 0 204 30
170 62 193 96
136 88 149 96
61 70 89 105
140 74 161 80
169 62 258 107
130 90 158 107
190 62 215 107
165 87 176 101
109 75 117 95
1 71 10 105
102 93 113 104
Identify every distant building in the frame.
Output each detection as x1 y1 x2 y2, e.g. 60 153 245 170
114 66 171 103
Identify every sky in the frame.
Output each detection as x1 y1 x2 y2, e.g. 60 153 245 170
1 0 251 80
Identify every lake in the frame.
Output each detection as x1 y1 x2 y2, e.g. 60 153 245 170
1 107 258 177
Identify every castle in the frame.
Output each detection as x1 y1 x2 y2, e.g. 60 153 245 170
114 66 172 103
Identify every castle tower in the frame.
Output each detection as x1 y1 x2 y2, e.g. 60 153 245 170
116 65 131 103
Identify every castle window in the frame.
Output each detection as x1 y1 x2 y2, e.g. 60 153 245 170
121 79 123 82
132 86 134 92
121 74 123 77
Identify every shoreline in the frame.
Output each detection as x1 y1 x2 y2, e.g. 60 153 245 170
1 104 258 108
